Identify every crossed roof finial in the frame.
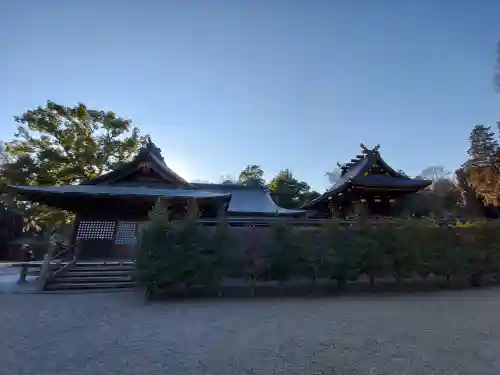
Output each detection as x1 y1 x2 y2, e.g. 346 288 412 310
360 143 381 153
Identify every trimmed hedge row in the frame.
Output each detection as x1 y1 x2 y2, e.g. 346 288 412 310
134 199 500 298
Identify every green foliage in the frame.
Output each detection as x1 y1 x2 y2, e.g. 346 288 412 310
238 165 266 187
463 124 500 206
267 169 315 209
205 220 239 289
356 225 390 286
1 101 148 232
135 207 500 298
321 220 361 288
296 228 327 284
135 198 233 297
268 221 301 282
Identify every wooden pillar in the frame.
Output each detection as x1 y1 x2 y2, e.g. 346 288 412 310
328 198 335 218
70 214 81 259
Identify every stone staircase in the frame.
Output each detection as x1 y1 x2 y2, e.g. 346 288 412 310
45 261 135 291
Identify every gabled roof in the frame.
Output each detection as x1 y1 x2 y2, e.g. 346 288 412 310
82 138 191 188
302 143 432 209
192 183 305 216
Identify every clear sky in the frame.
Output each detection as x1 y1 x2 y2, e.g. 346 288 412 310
1 1 499 192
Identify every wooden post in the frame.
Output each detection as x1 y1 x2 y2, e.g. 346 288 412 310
70 214 80 259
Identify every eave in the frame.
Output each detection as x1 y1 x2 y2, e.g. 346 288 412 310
8 184 231 212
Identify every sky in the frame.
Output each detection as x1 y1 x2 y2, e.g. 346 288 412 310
0 1 499 192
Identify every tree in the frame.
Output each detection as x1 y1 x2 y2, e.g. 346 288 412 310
399 166 462 217
2 101 148 230
417 166 451 183
463 124 500 206
455 168 485 217
467 125 498 166
268 169 316 209
238 164 265 187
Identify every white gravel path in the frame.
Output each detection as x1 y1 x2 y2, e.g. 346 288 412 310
1 289 500 375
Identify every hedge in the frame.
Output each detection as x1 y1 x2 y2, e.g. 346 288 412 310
134 198 500 298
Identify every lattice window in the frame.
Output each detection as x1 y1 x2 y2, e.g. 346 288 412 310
115 221 138 245
76 220 115 240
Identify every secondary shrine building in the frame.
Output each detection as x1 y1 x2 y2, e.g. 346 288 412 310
9 140 431 259
303 144 432 217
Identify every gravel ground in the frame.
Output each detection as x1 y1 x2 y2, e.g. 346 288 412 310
1 289 500 375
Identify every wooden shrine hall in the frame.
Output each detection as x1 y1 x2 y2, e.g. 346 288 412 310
302 143 432 217
8 138 303 259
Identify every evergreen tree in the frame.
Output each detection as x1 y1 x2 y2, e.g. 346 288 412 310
467 125 498 166
465 124 500 206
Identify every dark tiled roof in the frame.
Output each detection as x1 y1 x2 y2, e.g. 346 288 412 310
10 184 230 199
301 146 432 209
9 183 305 216
355 175 432 188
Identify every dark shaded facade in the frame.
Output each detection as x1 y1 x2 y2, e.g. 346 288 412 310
303 144 432 217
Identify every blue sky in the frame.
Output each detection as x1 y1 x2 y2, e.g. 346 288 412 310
1 1 499 192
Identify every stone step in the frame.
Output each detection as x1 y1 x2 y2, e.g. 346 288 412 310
73 261 134 267
62 270 133 277
52 276 132 283
70 266 134 273
45 281 135 290
44 261 136 291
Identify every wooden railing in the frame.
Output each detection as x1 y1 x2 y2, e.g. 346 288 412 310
37 240 80 290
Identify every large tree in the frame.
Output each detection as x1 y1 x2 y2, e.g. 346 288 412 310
463 124 500 206
237 164 265 187
467 124 498 166
268 169 319 209
1 101 148 230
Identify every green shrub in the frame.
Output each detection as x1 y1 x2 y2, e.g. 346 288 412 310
135 198 217 297
205 220 240 294
296 228 328 285
268 221 301 282
356 225 390 287
135 201 500 298
321 220 361 289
